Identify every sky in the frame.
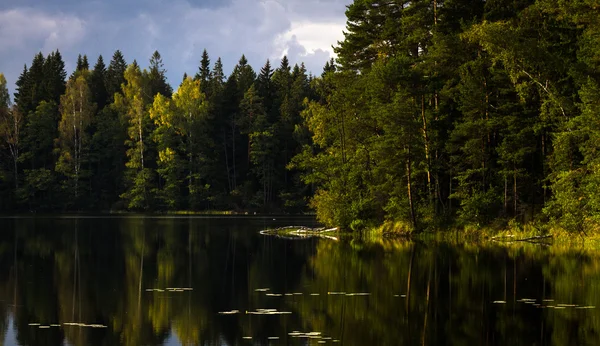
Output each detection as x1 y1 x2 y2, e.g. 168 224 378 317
0 0 352 96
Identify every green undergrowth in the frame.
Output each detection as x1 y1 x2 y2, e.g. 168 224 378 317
362 219 600 250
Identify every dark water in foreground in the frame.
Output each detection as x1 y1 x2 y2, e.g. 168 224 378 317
0 216 598 345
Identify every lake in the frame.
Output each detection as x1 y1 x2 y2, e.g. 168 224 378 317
0 216 597 345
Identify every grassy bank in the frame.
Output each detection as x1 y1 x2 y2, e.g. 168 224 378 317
363 219 600 249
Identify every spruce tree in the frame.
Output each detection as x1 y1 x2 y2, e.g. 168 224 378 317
195 49 211 92
13 65 29 116
105 50 127 103
42 50 67 107
147 50 173 98
90 55 108 110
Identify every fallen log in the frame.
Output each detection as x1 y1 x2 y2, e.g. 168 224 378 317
491 235 553 243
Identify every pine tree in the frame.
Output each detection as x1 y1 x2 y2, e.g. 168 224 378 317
42 50 67 106
105 50 127 103
76 54 90 71
195 49 211 93
89 105 126 209
147 50 173 98
19 101 58 209
241 85 275 208
334 0 407 72
322 58 336 77
21 101 57 171
14 65 29 116
90 55 108 110
232 55 256 95
206 57 231 205
17 53 46 116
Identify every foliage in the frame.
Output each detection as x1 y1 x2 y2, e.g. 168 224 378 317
0 0 598 233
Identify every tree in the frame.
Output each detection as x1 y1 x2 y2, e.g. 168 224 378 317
56 71 95 202
172 77 210 208
231 55 256 95
195 49 211 92
149 94 181 209
18 101 59 209
334 0 406 72
0 74 22 190
90 55 108 110
89 105 126 209
105 50 127 103
240 85 274 208
21 101 58 171
147 50 173 98
117 63 155 210
42 50 67 106
150 77 210 209
15 52 46 116
76 54 90 72
255 59 275 120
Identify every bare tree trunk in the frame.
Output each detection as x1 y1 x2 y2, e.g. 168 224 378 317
504 175 508 215
223 129 232 192
232 118 237 190
406 145 417 230
513 164 518 217
542 133 547 204
188 112 193 198
421 95 433 209
139 120 144 169
449 176 452 213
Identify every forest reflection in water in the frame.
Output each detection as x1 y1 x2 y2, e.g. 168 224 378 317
0 216 598 345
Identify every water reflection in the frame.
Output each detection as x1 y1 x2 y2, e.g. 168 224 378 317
0 217 598 345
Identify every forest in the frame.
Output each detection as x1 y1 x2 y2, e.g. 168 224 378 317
1 0 600 233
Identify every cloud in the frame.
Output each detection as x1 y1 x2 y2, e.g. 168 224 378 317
0 0 351 96
0 8 86 52
0 8 86 95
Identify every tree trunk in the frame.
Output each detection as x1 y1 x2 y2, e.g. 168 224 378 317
406 145 417 230
513 164 518 217
223 129 232 192
421 95 433 209
232 117 237 190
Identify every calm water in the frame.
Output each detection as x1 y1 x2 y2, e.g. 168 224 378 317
0 216 598 345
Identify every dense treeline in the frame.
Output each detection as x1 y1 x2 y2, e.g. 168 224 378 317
1 0 600 233
0 49 315 212
291 0 600 232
